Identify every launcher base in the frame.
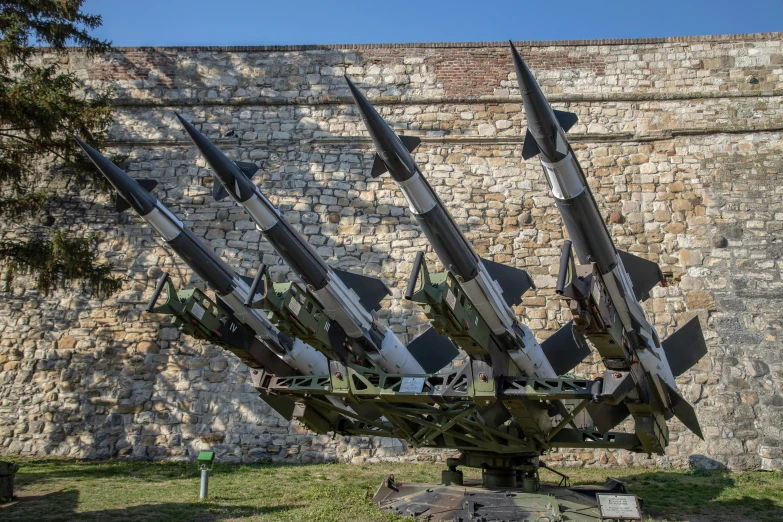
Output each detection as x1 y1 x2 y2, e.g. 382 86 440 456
374 471 635 522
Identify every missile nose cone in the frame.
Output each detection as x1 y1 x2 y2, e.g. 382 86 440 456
344 75 380 127
175 113 219 159
344 74 359 97
176 114 253 202
344 77 417 181
73 135 114 175
73 136 157 215
509 41 537 96
508 42 564 161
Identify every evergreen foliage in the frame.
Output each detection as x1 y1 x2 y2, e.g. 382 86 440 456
0 0 121 298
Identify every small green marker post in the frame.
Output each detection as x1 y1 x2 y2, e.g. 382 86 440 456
198 451 215 500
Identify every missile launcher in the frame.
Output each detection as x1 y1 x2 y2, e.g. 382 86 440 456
75 138 369 434
345 76 592 382
509 41 708 450
79 47 710 520
175 114 459 376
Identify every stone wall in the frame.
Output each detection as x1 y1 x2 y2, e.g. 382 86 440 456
1 33 781 471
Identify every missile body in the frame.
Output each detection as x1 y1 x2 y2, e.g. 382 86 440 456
345 77 556 380
177 115 431 375
508 44 673 384
74 137 328 376
509 43 706 442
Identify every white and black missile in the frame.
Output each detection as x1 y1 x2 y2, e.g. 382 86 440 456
509 42 707 438
175 115 456 374
344 77 578 380
73 137 329 376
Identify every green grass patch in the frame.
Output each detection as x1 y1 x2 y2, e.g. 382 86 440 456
0 459 781 521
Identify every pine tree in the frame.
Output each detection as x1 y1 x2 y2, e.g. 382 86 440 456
0 1 122 298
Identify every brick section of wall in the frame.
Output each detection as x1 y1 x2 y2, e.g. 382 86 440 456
1 33 781 471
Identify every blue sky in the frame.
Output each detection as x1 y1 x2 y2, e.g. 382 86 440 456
83 0 781 46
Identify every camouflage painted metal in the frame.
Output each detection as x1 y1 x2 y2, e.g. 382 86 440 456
146 273 351 435
407 257 496 364
373 473 633 522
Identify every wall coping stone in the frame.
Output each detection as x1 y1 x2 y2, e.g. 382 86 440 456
61 31 783 53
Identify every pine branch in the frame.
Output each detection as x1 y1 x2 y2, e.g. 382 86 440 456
0 231 123 298
0 1 119 298
0 190 47 216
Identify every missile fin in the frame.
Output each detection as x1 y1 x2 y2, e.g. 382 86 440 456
399 135 421 153
553 109 579 132
235 161 259 179
617 250 666 301
521 128 541 160
370 154 388 178
212 180 229 201
332 268 391 312
256 390 296 421
239 275 256 287
480 258 534 307
586 402 631 434
662 317 708 377
115 179 157 213
115 195 132 213
137 179 159 193
406 327 460 373
210 158 258 201
541 321 592 375
661 379 704 439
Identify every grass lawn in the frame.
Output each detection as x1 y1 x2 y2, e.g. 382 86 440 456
0 459 781 521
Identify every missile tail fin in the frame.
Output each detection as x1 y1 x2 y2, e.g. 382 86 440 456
213 161 257 201
406 327 460 373
617 250 666 302
522 128 541 160
115 195 131 213
213 181 229 201
541 321 592 375
399 135 421 153
480 258 534 307
586 402 631 434
661 380 704 439
332 268 391 312
137 179 159 193
235 161 259 179
370 154 388 178
115 179 157 213
662 317 708 377
553 109 579 132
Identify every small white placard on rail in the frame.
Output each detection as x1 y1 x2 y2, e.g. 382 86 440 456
399 377 425 393
190 302 206 320
446 289 457 310
288 296 302 316
597 494 642 520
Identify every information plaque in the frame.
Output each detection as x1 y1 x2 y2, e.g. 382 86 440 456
399 377 426 393
596 494 642 520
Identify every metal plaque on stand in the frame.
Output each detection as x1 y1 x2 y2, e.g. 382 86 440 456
597 493 642 520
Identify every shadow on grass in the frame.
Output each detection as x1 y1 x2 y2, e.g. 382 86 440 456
11 459 311 487
6 459 783 522
596 469 782 522
1 488 298 522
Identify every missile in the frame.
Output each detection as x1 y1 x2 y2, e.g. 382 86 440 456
344 76 588 380
73 137 329 376
176 114 456 375
508 42 707 442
